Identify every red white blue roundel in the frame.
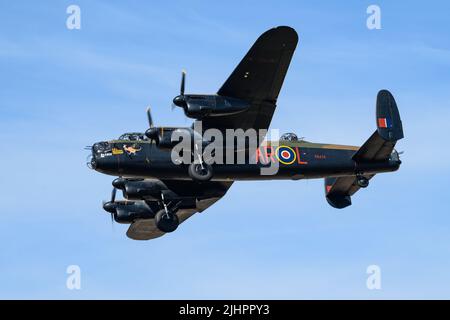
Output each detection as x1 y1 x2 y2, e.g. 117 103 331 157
276 146 296 165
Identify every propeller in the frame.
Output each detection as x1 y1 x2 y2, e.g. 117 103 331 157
146 107 154 128
172 70 187 110
110 187 116 225
103 186 118 225
145 107 158 141
180 69 186 95
111 187 117 202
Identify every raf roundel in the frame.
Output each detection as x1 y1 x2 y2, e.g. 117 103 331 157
276 146 297 165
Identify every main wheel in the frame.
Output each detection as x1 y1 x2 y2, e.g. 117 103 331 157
188 163 213 181
356 176 369 188
155 209 179 233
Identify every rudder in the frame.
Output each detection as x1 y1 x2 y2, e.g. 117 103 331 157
376 90 404 142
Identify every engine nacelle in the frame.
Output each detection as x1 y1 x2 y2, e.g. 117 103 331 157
145 127 211 150
122 180 169 200
175 95 250 119
114 201 155 224
145 127 189 149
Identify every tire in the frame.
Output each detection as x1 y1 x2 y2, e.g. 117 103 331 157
356 176 369 188
188 163 213 181
155 209 179 233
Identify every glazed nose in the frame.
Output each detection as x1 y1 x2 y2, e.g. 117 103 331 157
86 147 97 169
89 153 97 169
92 141 112 154
89 142 112 170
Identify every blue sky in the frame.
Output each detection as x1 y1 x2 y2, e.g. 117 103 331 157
1 0 450 299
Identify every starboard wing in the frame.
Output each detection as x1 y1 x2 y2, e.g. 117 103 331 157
202 26 298 132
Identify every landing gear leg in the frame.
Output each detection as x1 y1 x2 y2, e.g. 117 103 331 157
188 143 213 181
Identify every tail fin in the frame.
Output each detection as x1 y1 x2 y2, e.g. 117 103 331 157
376 90 404 142
353 90 404 162
324 90 403 209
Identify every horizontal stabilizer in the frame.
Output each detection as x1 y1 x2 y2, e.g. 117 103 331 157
352 131 396 162
325 175 374 209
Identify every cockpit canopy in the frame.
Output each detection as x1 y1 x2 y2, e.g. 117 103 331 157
280 132 299 142
117 132 148 141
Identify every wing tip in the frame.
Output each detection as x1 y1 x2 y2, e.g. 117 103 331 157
259 26 299 45
377 89 394 100
126 219 165 241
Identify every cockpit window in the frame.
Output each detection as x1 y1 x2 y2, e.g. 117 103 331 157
118 132 148 141
280 133 299 142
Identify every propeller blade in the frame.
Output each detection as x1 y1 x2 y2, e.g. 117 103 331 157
146 107 154 128
180 70 186 95
111 187 117 203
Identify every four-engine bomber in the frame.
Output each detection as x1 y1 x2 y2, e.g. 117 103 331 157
88 26 404 240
